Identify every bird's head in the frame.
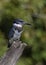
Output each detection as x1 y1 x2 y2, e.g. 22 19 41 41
13 19 31 31
13 19 24 32
13 19 24 27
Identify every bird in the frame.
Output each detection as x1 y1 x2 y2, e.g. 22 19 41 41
8 19 31 48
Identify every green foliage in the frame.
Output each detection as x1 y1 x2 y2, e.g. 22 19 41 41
0 32 7 57
0 0 46 65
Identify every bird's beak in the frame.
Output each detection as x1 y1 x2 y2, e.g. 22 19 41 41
24 22 31 26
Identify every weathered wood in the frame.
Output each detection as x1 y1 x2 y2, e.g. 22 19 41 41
0 41 27 65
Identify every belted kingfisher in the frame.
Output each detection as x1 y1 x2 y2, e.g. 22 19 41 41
8 19 31 48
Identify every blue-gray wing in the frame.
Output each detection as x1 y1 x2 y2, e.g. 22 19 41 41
8 28 14 39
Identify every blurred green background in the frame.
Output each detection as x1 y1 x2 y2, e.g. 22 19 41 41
0 0 46 65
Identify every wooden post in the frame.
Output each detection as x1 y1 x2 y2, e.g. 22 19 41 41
0 41 27 65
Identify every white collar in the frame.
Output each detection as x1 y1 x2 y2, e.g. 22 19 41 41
13 23 22 27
